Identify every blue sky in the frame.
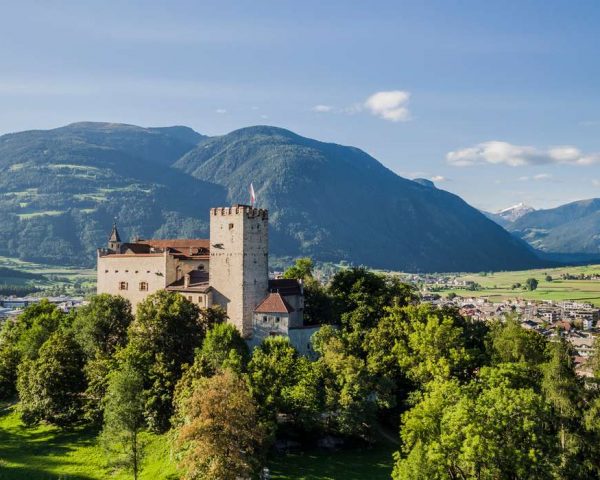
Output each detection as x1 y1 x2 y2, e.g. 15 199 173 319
1 0 599 211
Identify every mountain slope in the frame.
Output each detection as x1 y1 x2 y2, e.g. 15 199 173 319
509 199 600 255
175 126 544 272
0 122 224 265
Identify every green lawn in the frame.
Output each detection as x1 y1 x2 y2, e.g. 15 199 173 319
0 403 394 480
269 443 395 480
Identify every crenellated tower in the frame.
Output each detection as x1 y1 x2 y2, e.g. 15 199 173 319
209 205 269 337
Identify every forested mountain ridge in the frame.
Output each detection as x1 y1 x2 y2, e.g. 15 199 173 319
174 125 543 271
0 122 544 271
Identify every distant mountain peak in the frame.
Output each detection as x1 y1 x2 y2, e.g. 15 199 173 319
496 202 535 222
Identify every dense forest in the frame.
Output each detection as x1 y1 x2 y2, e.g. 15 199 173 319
1 260 599 479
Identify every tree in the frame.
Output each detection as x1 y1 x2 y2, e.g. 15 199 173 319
123 290 203 432
313 328 376 437
0 344 19 400
488 318 547 365
546 275 553 282
200 322 249 373
542 339 585 477
393 376 558 480
100 363 147 480
17 331 86 426
526 277 539 291
72 293 133 358
176 370 267 480
247 336 301 419
283 257 314 280
12 299 65 360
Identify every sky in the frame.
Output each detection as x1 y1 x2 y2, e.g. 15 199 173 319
1 0 600 211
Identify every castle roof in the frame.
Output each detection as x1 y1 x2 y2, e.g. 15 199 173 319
255 292 295 314
269 279 302 296
166 270 211 292
137 239 210 255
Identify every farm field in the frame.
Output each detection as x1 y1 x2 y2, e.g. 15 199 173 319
0 403 394 480
0 256 96 296
444 264 600 305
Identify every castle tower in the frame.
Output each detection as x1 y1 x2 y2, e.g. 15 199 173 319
209 205 269 337
108 222 122 252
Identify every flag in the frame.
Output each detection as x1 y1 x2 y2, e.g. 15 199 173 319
249 183 256 206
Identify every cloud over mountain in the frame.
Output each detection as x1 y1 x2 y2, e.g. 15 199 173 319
447 141 600 167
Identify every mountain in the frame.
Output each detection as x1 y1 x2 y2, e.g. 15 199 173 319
483 202 535 228
174 125 544 272
0 122 545 271
0 122 224 265
508 199 600 257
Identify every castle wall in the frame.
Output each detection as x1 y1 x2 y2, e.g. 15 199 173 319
97 252 168 312
209 206 269 337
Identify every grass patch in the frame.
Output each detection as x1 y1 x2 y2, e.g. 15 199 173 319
0 403 395 480
268 443 395 480
17 211 65 220
0 402 178 480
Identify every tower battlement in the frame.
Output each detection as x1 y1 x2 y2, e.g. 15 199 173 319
210 205 268 220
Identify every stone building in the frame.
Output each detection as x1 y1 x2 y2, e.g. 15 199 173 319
97 205 313 349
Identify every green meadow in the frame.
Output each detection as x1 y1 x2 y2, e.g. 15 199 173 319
444 264 600 305
0 403 395 480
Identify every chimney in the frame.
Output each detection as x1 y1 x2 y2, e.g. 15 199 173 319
184 273 190 289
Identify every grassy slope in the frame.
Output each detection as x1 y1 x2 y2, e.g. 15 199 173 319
446 264 600 305
0 403 178 480
0 403 395 480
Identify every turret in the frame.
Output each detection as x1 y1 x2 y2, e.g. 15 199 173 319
108 222 122 252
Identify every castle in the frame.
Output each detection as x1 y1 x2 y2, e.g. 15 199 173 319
97 205 316 353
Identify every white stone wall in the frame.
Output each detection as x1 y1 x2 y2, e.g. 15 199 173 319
209 206 269 337
97 252 168 312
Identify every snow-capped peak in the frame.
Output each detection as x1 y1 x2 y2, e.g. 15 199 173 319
496 202 535 222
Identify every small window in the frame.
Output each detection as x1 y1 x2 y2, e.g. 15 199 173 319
187 296 193 301
135 270 139 274
229 223 234 230
198 297 203 304
119 281 128 291
104 269 108 273
197 265 204 271
125 270 129 273
275 317 280 323
139 282 148 291
147 270 150 273
115 270 119 273
263 316 267 323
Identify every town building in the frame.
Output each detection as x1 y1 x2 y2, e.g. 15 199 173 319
97 205 315 353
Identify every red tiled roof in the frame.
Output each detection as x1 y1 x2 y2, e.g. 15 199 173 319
255 292 295 314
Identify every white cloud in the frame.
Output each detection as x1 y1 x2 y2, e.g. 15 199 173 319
311 104 334 113
364 90 411 122
593 179 600 187
447 141 600 167
518 173 552 182
260 114 269 119
431 175 447 182
215 108 227 114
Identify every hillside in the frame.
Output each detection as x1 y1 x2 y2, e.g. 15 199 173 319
508 199 600 256
0 122 546 271
174 126 544 272
0 122 224 266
